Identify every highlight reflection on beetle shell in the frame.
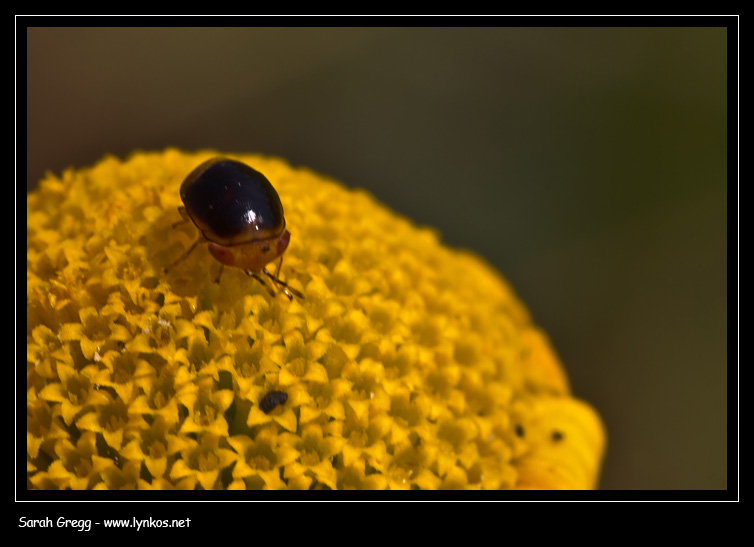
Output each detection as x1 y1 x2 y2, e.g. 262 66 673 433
180 158 285 245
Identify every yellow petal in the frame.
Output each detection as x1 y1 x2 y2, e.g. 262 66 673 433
272 408 297 432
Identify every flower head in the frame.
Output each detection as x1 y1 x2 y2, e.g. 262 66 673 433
27 149 605 489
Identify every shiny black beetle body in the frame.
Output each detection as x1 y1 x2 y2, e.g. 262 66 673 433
180 159 286 248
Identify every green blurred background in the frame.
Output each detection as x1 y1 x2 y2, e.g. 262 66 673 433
26 26 729 490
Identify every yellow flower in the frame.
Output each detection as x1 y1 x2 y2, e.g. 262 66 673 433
26 149 605 490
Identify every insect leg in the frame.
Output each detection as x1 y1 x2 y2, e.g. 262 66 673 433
164 237 201 274
263 267 304 300
247 270 276 297
172 206 191 228
214 264 225 284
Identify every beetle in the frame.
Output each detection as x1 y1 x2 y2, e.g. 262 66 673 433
259 390 288 414
165 158 303 300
